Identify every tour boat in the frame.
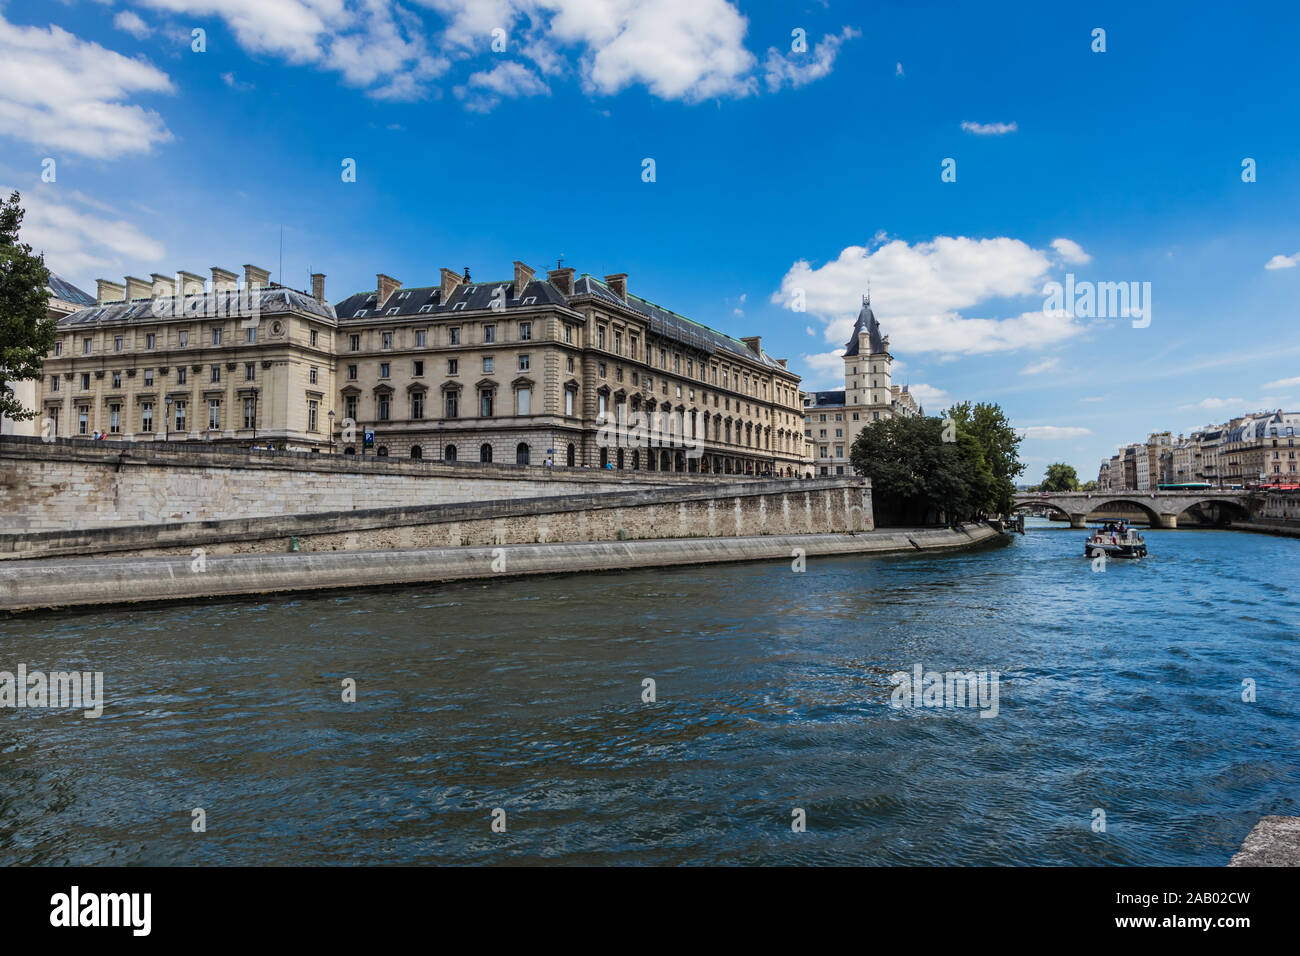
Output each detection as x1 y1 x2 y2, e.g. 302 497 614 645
1084 523 1147 559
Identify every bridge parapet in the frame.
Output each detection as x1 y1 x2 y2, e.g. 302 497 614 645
1011 491 1261 528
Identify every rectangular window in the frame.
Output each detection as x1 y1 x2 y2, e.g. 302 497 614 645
449 327 461 345
519 322 531 341
518 354 530 371
517 387 531 416
208 400 221 430
50 376 60 392
448 358 458 375
445 392 458 418
146 333 156 349
175 401 186 432
78 406 88 434
597 326 606 349
308 400 319 432
411 393 424 419
350 334 360 351
212 328 223 345
142 402 154 433
109 404 121 433
345 396 357 420
210 365 221 383
114 336 123 352
179 330 189 347
564 326 572 345
83 338 92 355
245 363 256 382
111 372 122 389
310 330 319 347
566 357 574 373
309 366 318 385
413 360 424 377
348 364 358 380
415 329 426 347
378 395 390 421
246 327 256 343
565 389 575 417
483 356 494 373
243 398 256 429
382 332 393 350
380 362 390 378
81 373 90 389
177 367 187 385
483 325 496 343
614 331 622 354
54 341 62 356
480 392 493 417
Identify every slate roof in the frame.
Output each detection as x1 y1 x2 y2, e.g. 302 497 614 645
843 299 885 357
805 390 847 407
333 279 569 321
47 272 94 307
58 288 335 327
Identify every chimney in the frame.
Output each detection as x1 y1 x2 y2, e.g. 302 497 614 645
776 358 788 368
513 260 534 297
243 264 271 291
741 335 762 355
312 273 326 304
124 276 152 301
210 267 239 293
548 267 575 296
96 279 124 306
150 273 175 298
604 273 627 300
177 271 207 296
377 273 401 306
440 267 462 302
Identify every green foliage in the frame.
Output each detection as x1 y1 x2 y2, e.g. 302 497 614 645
1079 480 1099 492
849 414 988 525
0 191 57 423
944 401 1024 513
1040 462 1081 492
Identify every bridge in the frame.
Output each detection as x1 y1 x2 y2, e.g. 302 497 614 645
1010 490 1263 528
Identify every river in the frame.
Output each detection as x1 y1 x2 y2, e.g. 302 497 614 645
1 518 1296 865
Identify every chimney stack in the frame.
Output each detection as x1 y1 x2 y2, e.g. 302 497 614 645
124 276 152 301
548 266 575 296
177 271 206 297
377 273 401 306
741 335 762 355
96 279 124 306
513 260 534 297
150 273 175 298
604 273 627 301
243 264 271 291
210 267 239 293
312 273 326 304
440 267 462 302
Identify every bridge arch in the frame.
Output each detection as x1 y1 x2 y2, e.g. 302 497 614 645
1009 500 1073 522
1081 497 1163 525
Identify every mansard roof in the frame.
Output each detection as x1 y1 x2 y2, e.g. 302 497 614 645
333 278 569 321
843 299 885 357
47 272 95 307
58 287 335 327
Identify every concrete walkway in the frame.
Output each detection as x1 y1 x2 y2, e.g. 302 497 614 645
0 525 1002 613
1229 816 1300 866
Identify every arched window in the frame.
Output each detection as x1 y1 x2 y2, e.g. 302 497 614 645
616 448 624 469
480 443 493 463
410 446 423 459
632 450 640 470
444 444 457 462
600 447 608 467
377 446 389 457
516 442 530 465
344 447 356 455
566 443 575 466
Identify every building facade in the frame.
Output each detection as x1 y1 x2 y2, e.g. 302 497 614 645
30 261 809 476
801 297 922 476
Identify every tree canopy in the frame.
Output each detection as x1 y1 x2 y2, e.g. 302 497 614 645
0 191 56 424
943 401 1024 513
1040 462 1081 492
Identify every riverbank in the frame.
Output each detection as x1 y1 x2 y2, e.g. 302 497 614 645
0 524 1002 613
1227 520 1300 538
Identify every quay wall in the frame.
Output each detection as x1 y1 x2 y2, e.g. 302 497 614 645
0 478 873 560
0 525 1002 613
0 435 731 533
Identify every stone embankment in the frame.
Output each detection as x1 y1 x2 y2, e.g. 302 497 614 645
0 525 1002 613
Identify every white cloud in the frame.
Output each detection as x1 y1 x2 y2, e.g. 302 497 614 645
1020 426 1093 439
764 26 859 92
114 11 153 39
1050 237 1091 264
454 61 549 111
907 383 947 410
1265 252 1300 270
895 62 903 77
7 185 166 282
772 235 1088 358
0 15 173 159
221 72 255 92
1079 395 1106 403
1021 357 1060 375
961 120 1017 136
1178 397 1245 411
1262 375 1300 390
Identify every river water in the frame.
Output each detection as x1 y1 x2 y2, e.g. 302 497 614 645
1 519 1296 865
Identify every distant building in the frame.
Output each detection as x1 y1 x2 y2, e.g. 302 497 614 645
801 296 923 477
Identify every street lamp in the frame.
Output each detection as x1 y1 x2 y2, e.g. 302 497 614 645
328 409 335 454
438 418 445 461
164 395 172 442
250 386 259 444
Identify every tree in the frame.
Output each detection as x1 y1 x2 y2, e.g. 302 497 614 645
1040 462 1080 492
0 191 55 429
944 401 1025 513
1080 480 1098 492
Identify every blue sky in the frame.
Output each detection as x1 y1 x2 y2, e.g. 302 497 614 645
2 0 1298 479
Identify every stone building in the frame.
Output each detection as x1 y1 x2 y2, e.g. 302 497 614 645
801 296 922 476
1220 410 1300 484
1 270 95 437
31 260 808 476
